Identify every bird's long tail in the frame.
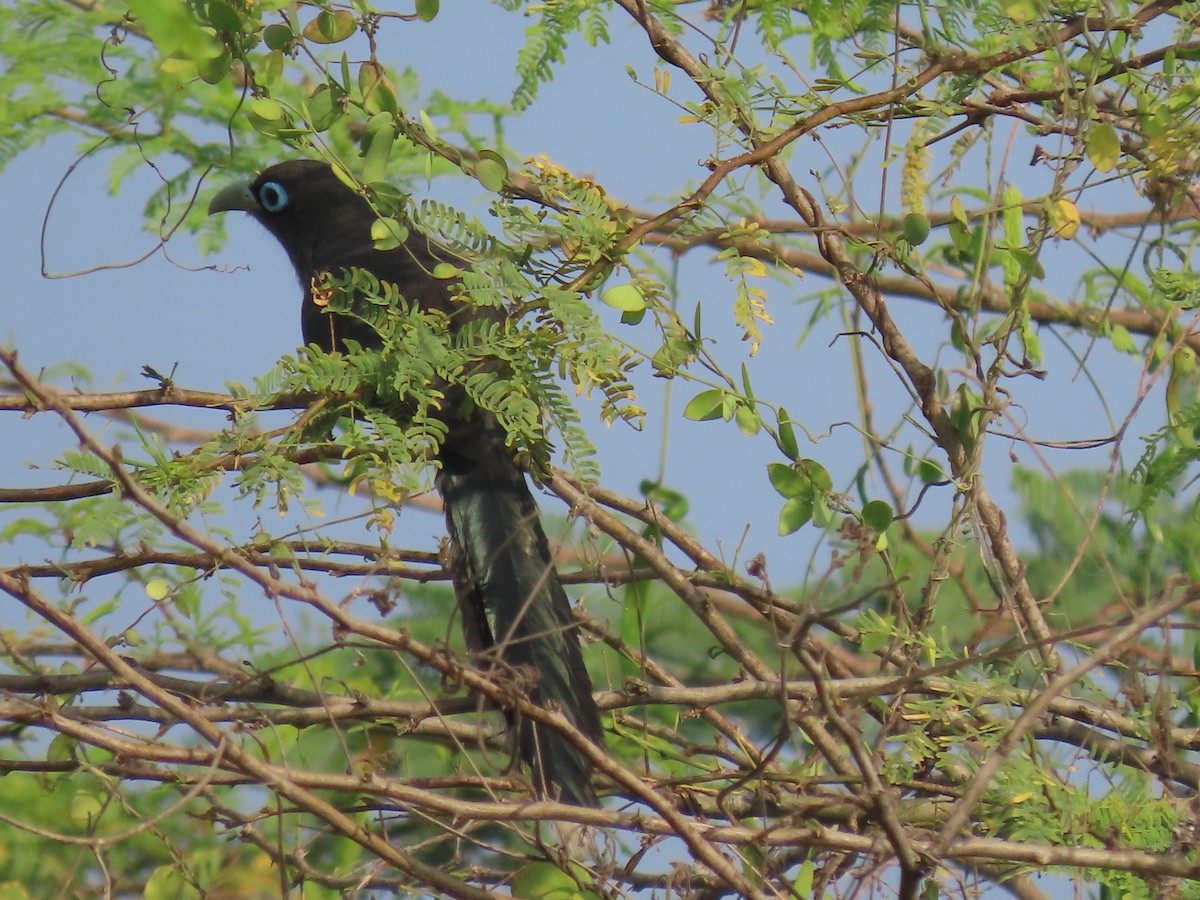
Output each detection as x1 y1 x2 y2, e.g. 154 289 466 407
436 420 603 807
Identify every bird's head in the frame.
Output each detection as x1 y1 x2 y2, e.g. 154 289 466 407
208 160 375 272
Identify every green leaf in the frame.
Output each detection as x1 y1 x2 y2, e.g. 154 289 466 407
359 62 398 116
857 612 893 654
794 859 815 897
1086 122 1120 172
303 10 356 44
862 499 893 532
196 50 230 84
767 462 808 498
418 109 440 140
364 131 398 186
1000 0 1041 23
263 23 293 51
203 0 241 32
370 217 409 251
145 866 201 900
775 408 800 460
812 493 835 528
145 578 170 601
769 460 831 503
641 481 689 520
1001 185 1023 248
949 195 968 227
683 389 724 421
511 862 577 899
248 96 284 120
799 458 833 493
367 181 406 214
361 113 396 184
1109 324 1136 354
473 150 509 192
779 495 813 535
735 405 761 436
305 83 344 132
128 0 222 61
901 212 930 245
246 96 289 136
46 734 78 764
258 50 284 87
68 792 103 830
432 262 462 279
416 0 440 22
1020 318 1043 365
950 385 983 451
652 338 694 375
740 362 755 404
917 458 944 484
721 393 739 421
601 283 646 312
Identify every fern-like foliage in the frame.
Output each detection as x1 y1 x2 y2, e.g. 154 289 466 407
1130 405 1200 523
512 1 592 112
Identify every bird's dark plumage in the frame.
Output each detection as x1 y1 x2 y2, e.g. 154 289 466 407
210 160 602 805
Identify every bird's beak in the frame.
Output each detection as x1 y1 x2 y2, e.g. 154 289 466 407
207 180 258 215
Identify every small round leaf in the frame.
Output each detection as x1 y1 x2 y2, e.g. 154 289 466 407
473 150 509 192
69 792 103 830
901 212 930 245
370 217 409 251
862 499 893 533
145 578 170 601
735 405 762 436
601 283 646 313
248 96 284 121
767 462 808 498
204 0 241 32
683 389 725 421
263 23 293 51
303 10 356 44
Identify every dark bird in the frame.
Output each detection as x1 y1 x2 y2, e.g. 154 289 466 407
209 160 603 806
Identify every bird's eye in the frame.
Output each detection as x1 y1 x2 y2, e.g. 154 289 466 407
257 181 290 213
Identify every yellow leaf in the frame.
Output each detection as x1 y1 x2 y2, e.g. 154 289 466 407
1051 197 1081 239
145 579 170 601
302 10 356 44
602 283 647 312
1086 122 1120 172
1000 0 1044 22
